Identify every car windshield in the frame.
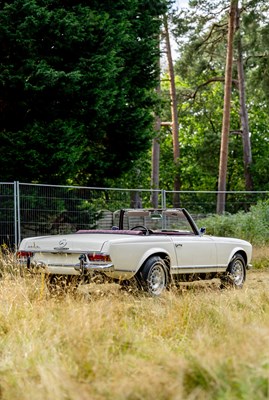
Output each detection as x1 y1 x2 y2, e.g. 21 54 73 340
114 209 197 234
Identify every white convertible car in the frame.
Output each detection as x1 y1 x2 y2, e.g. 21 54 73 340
17 208 252 295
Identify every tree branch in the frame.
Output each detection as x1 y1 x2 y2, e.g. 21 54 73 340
192 77 238 100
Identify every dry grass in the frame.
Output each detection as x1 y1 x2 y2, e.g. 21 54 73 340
0 251 269 399
252 246 269 269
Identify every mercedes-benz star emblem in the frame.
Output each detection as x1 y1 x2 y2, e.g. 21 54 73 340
59 239 67 248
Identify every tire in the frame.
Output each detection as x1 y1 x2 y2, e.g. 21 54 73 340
221 254 246 289
137 256 169 296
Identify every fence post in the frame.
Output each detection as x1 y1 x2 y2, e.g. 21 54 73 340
162 190 166 209
15 181 21 248
14 181 17 248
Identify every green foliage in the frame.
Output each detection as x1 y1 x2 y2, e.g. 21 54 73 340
0 0 167 185
1 0 269 197
155 0 269 194
158 75 248 192
197 200 269 246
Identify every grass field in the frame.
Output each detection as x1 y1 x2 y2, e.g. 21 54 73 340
0 252 269 400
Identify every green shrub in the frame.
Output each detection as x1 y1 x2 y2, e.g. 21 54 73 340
197 200 269 246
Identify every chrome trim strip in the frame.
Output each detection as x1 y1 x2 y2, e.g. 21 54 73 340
26 249 85 254
171 265 227 274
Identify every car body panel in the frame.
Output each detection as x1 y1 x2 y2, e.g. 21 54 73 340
171 235 218 270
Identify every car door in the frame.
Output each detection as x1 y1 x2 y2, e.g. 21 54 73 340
170 235 218 273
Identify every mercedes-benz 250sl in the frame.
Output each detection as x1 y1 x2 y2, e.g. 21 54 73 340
17 208 252 295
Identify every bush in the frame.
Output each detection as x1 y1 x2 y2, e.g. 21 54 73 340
197 200 269 246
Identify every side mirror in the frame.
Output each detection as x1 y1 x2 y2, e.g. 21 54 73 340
200 227 206 236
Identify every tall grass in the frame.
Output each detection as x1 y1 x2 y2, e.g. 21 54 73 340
1 203 269 399
1 260 269 399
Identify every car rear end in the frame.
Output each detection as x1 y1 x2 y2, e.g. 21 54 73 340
16 233 115 276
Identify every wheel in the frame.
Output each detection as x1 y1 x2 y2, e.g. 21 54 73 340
137 256 169 296
45 274 81 295
221 254 246 289
130 225 150 235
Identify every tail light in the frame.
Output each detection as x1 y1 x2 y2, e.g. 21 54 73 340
16 251 34 268
16 251 34 258
87 253 111 262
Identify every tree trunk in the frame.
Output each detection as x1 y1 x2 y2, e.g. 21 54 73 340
163 15 180 208
151 36 161 209
151 119 160 208
217 0 238 214
236 6 253 191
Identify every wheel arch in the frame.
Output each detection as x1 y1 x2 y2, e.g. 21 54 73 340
221 250 247 289
137 251 171 274
229 249 248 267
135 252 171 295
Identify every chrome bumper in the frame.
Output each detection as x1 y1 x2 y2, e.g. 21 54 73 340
19 261 81 275
18 257 114 275
74 262 114 273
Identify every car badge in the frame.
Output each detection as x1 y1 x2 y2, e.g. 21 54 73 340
59 239 67 248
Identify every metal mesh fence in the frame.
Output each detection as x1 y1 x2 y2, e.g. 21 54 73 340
1 182 269 248
0 182 16 247
164 190 269 217
17 183 162 242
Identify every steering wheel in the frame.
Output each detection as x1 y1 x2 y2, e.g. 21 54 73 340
130 225 150 235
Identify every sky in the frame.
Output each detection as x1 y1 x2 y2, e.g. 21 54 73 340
170 0 190 60
174 0 189 10
160 0 190 66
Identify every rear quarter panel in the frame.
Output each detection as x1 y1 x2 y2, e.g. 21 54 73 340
105 236 178 275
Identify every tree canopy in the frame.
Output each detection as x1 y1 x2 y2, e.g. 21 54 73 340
2 0 269 201
154 0 269 196
0 0 167 185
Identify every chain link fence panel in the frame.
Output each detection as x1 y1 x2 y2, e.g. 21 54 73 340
0 182 16 248
1 182 269 248
17 183 163 244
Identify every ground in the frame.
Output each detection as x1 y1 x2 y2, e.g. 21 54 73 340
75 269 269 298
245 269 269 291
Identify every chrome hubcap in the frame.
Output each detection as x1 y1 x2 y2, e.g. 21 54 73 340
231 259 244 285
148 264 166 295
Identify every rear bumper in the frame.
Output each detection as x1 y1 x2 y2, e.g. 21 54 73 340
43 265 80 275
74 262 115 273
18 260 114 275
18 260 80 275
